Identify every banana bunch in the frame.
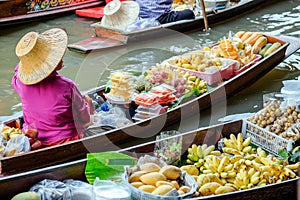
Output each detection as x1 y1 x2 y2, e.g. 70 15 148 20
186 144 220 168
222 133 254 155
1 126 22 140
184 133 299 197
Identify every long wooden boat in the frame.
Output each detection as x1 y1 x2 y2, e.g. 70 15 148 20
67 0 279 54
0 34 298 177
1 119 298 200
0 0 104 27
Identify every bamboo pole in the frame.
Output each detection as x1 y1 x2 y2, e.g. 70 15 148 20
199 0 209 31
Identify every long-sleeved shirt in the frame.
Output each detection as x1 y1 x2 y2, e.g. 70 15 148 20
12 64 90 146
135 0 173 19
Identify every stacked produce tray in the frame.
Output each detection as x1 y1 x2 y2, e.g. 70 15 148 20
242 100 298 157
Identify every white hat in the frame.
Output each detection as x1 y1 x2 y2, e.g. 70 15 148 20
101 0 140 30
15 28 68 85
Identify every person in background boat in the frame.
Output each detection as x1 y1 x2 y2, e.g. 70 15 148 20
12 28 93 149
135 0 195 24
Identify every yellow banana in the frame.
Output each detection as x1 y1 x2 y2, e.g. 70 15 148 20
196 145 203 158
257 147 267 158
247 168 256 177
229 134 238 148
257 179 267 186
191 144 198 153
242 137 251 147
210 150 221 156
237 133 244 151
250 176 260 185
212 156 220 167
203 145 215 157
202 144 208 152
223 163 233 172
224 138 236 149
245 160 252 166
218 156 229 173
260 157 272 166
227 171 236 178
285 162 300 170
242 146 252 153
230 155 243 163
220 172 228 178
223 147 242 155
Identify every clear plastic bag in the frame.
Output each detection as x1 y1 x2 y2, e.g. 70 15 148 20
126 18 160 32
153 131 182 165
63 179 93 200
93 178 131 200
91 106 133 129
30 179 70 200
3 134 30 157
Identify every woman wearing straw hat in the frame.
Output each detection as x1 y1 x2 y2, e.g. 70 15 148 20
101 0 195 31
12 28 93 148
136 0 195 24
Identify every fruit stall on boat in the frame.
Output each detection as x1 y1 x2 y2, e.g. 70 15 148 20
0 31 299 177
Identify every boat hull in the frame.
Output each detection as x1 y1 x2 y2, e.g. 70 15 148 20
67 0 278 53
0 120 298 200
0 0 104 27
0 34 298 178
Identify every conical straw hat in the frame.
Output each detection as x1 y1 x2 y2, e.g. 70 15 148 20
101 0 140 30
15 28 68 85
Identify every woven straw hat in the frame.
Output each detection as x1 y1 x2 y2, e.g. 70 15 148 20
101 0 140 30
15 28 68 85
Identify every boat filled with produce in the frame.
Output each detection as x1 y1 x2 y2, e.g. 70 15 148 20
7 127 299 200
0 30 293 177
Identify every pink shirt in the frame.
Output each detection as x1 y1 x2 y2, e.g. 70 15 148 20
12 64 91 145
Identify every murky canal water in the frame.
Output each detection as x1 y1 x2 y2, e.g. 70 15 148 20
0 0 299 129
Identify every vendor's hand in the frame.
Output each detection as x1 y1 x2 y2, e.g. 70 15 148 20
31 139 42 150
83 95 95 114
24 128 38 139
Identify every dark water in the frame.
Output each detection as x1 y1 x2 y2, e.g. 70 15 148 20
0 0 299 127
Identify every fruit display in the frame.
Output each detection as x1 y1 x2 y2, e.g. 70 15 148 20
233 31 282 58
144 63 190 96
247 100 300 141
124 156 198 198
205 31 282 69
163 50 240 85
105 71 135 103
181 133 299 197
167 51 223 73
1 126 22 140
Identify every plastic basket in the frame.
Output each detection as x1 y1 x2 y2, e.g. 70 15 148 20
164 51 240 85
122 167 198 200
242 119 294 157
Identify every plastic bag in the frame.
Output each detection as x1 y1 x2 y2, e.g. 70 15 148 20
93 178 131 200
3 134 30 157
63 179 93 200
30 179 70 200
91 106 133 129
126 18 160 32
154 130 182 165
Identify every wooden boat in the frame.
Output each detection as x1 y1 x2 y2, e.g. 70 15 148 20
67 0 279 54
0 34 298 177
0 120 298 200
0 0 105 27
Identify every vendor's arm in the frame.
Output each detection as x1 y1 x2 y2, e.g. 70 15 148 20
11 63 20 91
72 85 92 126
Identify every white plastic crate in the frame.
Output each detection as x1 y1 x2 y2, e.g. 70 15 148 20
242 119 294 157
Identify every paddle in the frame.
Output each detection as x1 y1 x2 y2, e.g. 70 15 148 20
198 0 209 32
